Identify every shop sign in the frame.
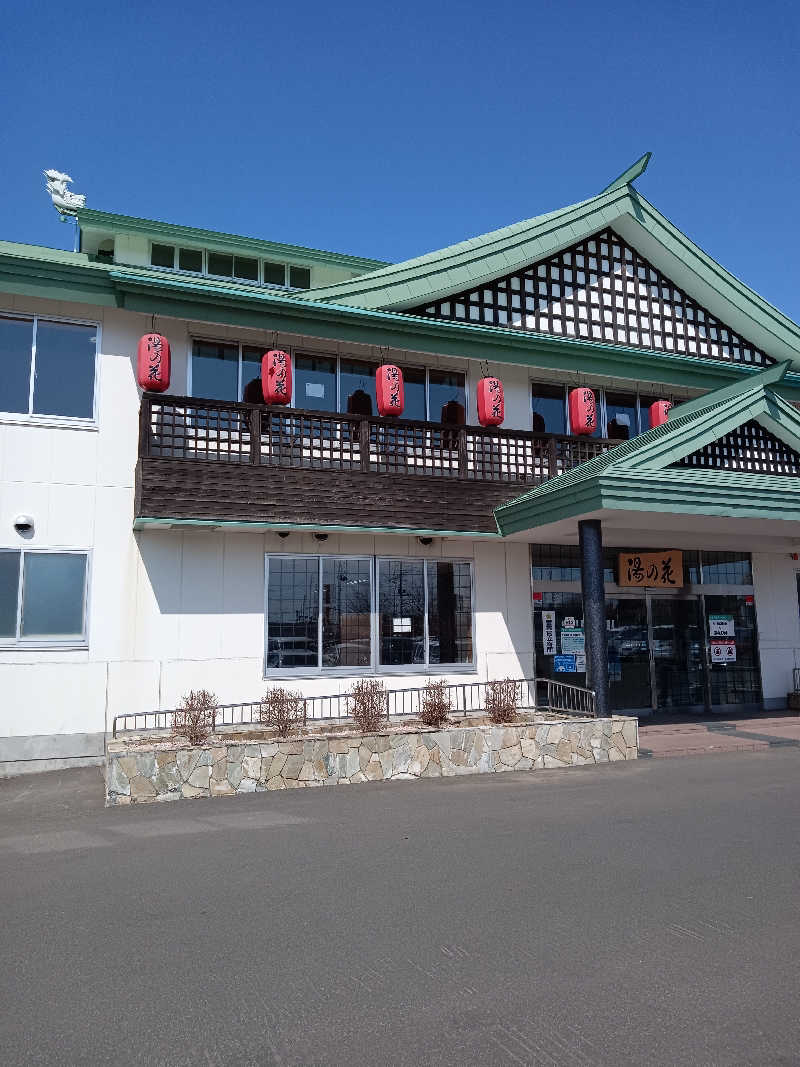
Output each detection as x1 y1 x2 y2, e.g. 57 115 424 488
709 614 735 637
710 639 736 663
554 654 577 672
560 629 585 654
541 611 556 655
575 654 586 673
618 551 683 588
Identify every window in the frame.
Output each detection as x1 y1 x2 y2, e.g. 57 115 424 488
150 243 313 290
605 392 637 441
265 555 474 673
0 314 98 420
531 382 662 439
190 341 466 420
531 382 567 434
531 546 737 588
0 550 88 644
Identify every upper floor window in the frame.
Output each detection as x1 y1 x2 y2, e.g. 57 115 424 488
0 550 89 646
150 244 312 289
0 314 98 420
531 382 670 441
190 340 466 422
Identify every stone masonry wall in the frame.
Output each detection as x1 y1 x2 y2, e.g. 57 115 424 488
106 716 638 805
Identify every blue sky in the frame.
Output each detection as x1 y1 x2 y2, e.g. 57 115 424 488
3 0 799 318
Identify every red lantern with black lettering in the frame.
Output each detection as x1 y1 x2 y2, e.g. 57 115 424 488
649 400 672 428
376 364 404 417
261 350 292 405
136 333 171 392
477 376 505 427
568 387 597 436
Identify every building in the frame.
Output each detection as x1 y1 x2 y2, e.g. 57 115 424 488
3 154 800 774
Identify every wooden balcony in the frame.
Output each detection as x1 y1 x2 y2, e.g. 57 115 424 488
135 394 615 534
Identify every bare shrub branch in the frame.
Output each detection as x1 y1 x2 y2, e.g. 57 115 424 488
348 679 387 733
418 678 451 729
484 678 519 724
259 688 306 737
172 689 217 745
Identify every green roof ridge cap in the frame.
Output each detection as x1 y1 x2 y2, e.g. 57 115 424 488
600 152 652 193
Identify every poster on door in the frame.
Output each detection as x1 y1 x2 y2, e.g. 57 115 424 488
560 628 585 654
710 639 736 663
709 614 735 638
541 611 556 656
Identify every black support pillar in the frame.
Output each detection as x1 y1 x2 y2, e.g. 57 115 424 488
579 519 610 718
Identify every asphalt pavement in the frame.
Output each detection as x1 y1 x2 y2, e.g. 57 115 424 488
1 751 799 1065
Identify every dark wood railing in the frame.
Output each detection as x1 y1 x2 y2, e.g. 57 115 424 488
140 393 614 485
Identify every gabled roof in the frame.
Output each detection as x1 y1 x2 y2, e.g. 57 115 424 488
297 154 800 367
494 361 800 535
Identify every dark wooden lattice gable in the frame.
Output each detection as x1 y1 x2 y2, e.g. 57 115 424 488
413 229 773 368
672 420 800 476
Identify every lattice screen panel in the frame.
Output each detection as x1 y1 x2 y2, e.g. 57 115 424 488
414 228 771 367
673 420 800 475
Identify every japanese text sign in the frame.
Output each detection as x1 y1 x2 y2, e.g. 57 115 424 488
618 551 683 589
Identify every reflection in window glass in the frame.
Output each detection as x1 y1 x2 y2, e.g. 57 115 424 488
427 561 473 664
379 559 425 665
341 358 376 416
267 557 319 669
21 553 87 637
605 392 637 440
0 315 33 415
701 552 752 585
322 558 371 667
531 383 567 434
192 340 239 401
429 369 466 424
178 248 203 272
295 354 337 412
151 244 175 267
0 551 20 636
241 345 263 403
401 365 427 421
33 321 97 418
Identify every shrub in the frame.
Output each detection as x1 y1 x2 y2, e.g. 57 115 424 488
259 687 306 737
419 678 451 728
173 689 217 745
348 679 387 733
484 678 519 724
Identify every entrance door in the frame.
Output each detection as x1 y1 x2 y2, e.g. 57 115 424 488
649 595 706 713
606 597 651 711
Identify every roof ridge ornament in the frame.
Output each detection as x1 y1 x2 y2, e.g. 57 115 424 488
44 169 86 214
600 152 652 194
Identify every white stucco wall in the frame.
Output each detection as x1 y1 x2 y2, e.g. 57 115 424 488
752 551 800 707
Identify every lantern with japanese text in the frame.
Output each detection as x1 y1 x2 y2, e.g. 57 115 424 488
568 387 597 436
136 333 171 392
476 376 505 427
376 364 404 417
649 399 673 428
261 350 292 405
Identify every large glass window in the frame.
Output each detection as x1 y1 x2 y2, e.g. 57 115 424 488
295 354 337 412
429 369 466 425
531 382 669 439
605 391 637 441
0 551 88 644
191 340 240 402
341 358 377 416
531 382 567 434
0 315 97 420
150 244 313 289
265 555 474 673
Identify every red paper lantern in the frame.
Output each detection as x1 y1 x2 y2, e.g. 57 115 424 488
136 333 171 392
477 376 505 427
261 350 292 405
649 400 673 428
568 387 597 436
376 364 404 417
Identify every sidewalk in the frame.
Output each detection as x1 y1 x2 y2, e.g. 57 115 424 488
638 712 800 758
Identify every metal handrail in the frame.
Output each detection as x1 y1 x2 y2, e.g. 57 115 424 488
111 675 597 738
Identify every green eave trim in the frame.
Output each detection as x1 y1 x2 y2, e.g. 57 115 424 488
75 207 389 272
133 516 500 539
495 469 800 536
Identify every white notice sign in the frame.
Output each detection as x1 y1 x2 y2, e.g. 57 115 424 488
560 629 585 655
542 611 556 656
709 614 735 638
710 639 736 663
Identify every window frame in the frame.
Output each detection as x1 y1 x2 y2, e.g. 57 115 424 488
0 309 101 428
149 242 313 290
263 553 476 678
189 337 469 421
0 547 90 649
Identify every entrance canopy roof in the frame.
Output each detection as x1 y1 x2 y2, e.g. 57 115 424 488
494 362 800 542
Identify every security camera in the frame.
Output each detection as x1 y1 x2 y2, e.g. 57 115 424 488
314 533 329 542
277 531 291 539
13 514 34 534
418 536 434 546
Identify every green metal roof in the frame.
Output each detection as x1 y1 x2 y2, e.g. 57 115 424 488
75 207 389 272
494 361 800 534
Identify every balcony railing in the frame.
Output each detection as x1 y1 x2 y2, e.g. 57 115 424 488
140 393 615 485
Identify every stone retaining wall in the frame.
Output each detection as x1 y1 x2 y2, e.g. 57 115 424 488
106 716 638 805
